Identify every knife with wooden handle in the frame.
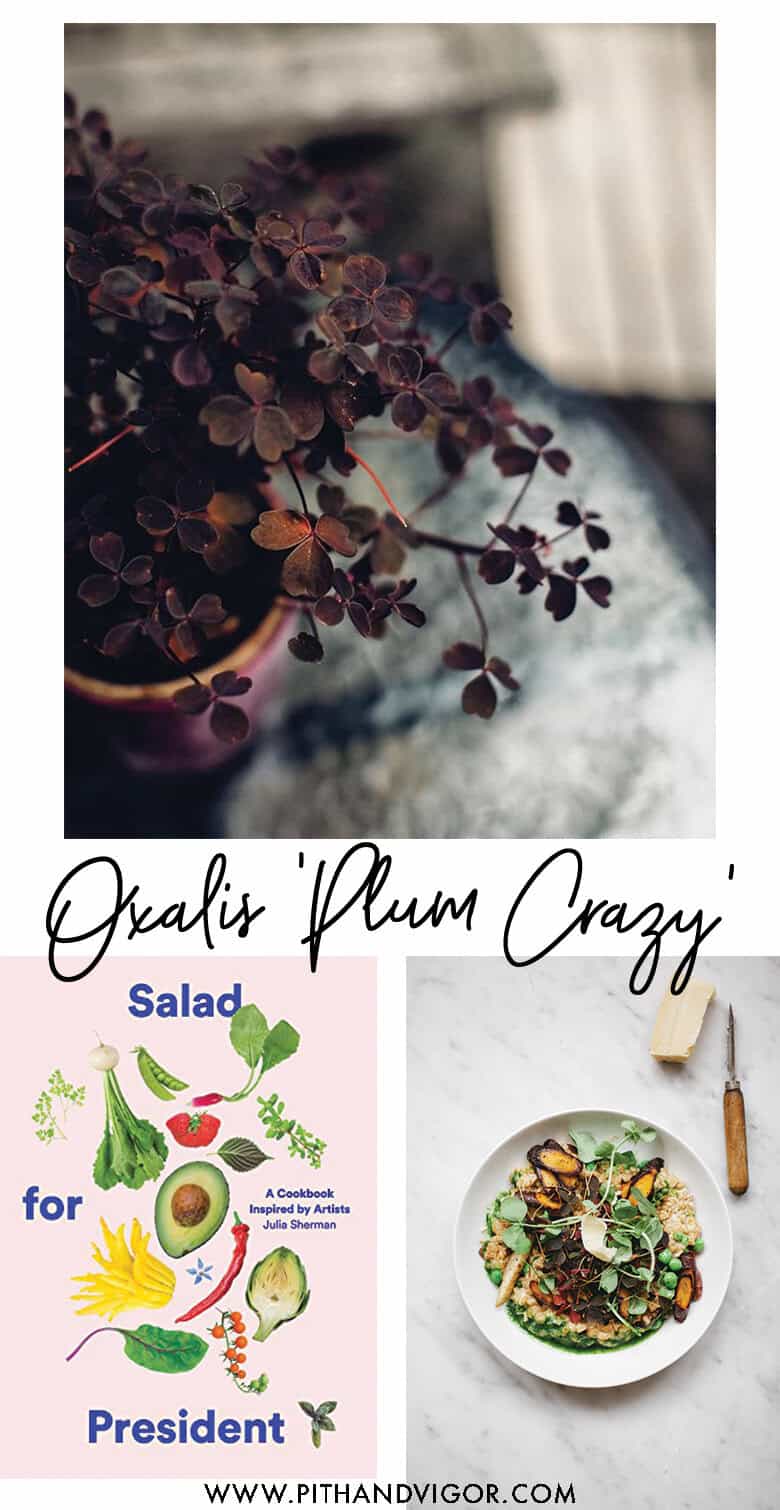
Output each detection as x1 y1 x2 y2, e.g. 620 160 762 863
724 1004 749 1195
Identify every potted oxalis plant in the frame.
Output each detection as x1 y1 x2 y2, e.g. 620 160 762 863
65 95 613 770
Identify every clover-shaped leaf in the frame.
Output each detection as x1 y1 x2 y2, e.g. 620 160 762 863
329 253 416 329
251 508 356 598
172 669 252 743
78 533 153 607
376 344 458 432
442 640 519 717
463 282 512 344
288 631 324 662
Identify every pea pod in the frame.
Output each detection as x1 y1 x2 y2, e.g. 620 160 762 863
133 1047 188 1101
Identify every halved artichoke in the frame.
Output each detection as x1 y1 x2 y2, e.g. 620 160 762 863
245 1246 310 1342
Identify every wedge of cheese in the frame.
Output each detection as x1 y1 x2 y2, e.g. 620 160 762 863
650 980 715 1062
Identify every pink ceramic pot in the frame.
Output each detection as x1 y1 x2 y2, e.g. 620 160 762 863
65 602 290 774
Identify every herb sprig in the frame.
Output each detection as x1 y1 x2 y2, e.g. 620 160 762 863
257 1092 326 1169
32 1069 86 1144
299 1399 338 1449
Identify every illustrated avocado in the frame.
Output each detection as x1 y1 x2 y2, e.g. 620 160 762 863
154 1160 230 1258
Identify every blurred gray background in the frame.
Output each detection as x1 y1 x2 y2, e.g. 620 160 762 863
65 23 715 839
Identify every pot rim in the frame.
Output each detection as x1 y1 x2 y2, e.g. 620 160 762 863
64 599 289 708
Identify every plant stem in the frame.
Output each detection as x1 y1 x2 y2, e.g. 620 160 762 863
223 1062 265 1104
90 302 144 326
541 523 581 551
404 526 484 557
502 465 538 527
345 447 407 526
409 476 458 520
456 553 488 656
283 455 312 521
67 424 134 473
432 318 468 364
65 1326 118 1362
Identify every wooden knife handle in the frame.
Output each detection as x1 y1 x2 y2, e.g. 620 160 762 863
724 1086 749 1195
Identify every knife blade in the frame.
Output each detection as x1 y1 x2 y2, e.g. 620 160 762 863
723 1004 749 1195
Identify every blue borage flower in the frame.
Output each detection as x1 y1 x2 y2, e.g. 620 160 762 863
187 1257 214 1285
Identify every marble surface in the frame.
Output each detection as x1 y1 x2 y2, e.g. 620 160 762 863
406 956 778 1506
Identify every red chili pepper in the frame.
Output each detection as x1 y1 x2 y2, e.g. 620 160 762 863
191 1092 224 1107
175 1213 250 1324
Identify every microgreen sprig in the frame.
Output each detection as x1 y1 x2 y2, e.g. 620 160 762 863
32 1069 86 1144
257 1092 326 1169
299 1399 338 1449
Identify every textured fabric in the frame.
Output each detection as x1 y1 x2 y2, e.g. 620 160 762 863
222 340 714 839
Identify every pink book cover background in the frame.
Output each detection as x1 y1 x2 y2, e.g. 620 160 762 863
2 956 377 1477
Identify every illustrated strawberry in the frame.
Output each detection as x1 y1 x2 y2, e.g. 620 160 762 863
166 1111 221 1147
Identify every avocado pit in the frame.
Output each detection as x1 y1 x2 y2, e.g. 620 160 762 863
171 1182 211 1228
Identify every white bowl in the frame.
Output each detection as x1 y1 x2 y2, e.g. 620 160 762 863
454 1106 733 1388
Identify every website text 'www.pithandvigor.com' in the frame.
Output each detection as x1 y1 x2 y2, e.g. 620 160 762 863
203 1486 577 1506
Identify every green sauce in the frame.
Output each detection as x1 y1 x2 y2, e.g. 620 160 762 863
504 1298 664 1354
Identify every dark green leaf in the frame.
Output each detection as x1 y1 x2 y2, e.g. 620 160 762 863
218 1137 271 1172
121 1325 208 1374
261 1020 301 1075
92 1127 118 1190
230 1003 269 1069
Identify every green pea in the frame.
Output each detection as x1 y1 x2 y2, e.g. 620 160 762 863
673 1231 687 1243
669 1257 682 1272
661 1272 678 1289
489 1268 503 1286
693 1238 704 1252
658 1249 671 1265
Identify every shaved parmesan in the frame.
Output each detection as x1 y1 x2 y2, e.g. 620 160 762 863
580 1212 616 1264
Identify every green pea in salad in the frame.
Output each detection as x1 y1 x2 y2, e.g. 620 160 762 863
480 1120 704 1352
